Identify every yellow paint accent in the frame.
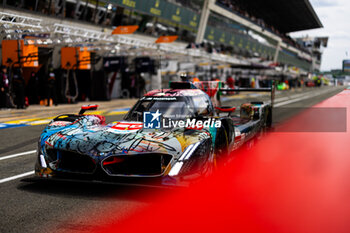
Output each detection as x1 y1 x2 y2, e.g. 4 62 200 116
58 115 69 119
5 117 55 125
163 163 172 175
106 111 129 116
174 133 197 152
122 0 136 8
85 111 104 115
43 167 53 175
5 118 41 124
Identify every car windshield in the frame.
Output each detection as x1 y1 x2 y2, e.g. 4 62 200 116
125 97 195 121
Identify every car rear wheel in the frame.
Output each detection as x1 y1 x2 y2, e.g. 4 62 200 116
215 125 229 160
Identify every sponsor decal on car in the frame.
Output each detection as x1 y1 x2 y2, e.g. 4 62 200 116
49 121 70 127
108 122 143 133
143 97 177 101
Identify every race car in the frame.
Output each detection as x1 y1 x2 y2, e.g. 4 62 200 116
35 81 274 186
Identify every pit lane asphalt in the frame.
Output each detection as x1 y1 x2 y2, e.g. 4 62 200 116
0 86 345 233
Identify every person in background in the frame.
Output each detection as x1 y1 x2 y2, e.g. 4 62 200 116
0 66 9 108
251 77 256 88
13 68 26 109
27 71 40 104
226 75 235 88
46 68 57 106
180 73 189 82
129 73 136 98
138 74 146 98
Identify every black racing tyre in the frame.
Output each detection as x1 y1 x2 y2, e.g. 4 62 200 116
266 107 272 128
215 125 229 159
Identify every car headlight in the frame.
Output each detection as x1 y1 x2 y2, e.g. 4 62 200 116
168 141 209 176
37 146 47 168
179 142 201 161
39 154 47 168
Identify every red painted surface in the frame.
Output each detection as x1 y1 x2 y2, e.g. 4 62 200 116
111 122 143 131
81 104 99 110
215 106 236 112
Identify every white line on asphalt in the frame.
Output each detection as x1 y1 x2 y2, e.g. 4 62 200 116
269 89 333 107
0 150 37 161
274 96 290 102
274 95 314 107
0 171 34 184
223 89 331 105
274 89 334 107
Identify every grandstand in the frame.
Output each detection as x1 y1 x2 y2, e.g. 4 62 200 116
0 0 326 102
0 0 324 72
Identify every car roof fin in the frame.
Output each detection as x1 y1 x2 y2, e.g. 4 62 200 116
79 104 99 115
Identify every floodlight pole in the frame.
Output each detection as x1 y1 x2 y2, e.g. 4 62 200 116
273 40 281 63
195 0 211 44
157 44 161 77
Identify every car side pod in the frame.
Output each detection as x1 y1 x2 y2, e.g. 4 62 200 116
79 104 99 115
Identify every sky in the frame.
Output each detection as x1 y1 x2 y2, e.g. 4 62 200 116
290 0 350 71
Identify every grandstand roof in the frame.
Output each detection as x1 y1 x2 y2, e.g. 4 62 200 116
233 0 323 33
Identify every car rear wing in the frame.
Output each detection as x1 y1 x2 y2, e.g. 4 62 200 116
79 104 99 115
169 81 276 108
219 81 276 108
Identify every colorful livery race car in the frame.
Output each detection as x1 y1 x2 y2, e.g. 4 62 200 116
35 81 274 186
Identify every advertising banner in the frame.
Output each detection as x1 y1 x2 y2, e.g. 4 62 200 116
343 60 350 72
111 0 200 30
2 40 38 67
